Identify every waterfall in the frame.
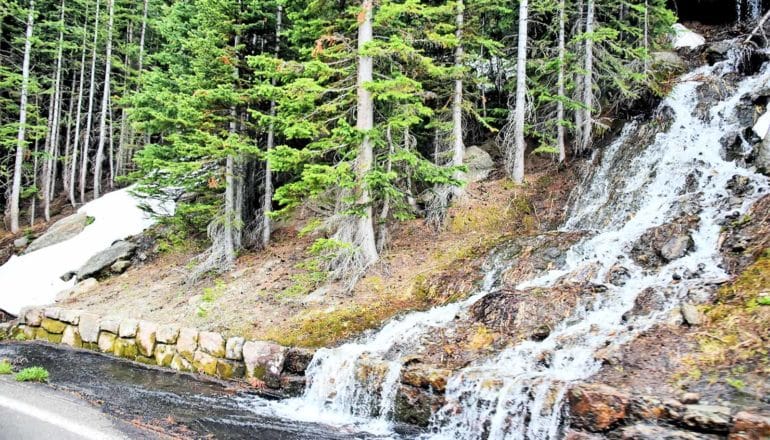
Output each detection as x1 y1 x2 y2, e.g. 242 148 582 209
255 45 770 439
738 0 763 21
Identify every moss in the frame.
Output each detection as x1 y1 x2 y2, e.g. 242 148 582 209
47 333 63 344
135 355 156 366
41 318 66 334
0 359 12 375
113 338 138 359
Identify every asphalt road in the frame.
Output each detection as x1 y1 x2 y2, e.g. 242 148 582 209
0 376 151 440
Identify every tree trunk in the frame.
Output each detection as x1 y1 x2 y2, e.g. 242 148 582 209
62 70 76 196
353 0 379 265
80 0 101 203
42 0 66 221
9 0 35 233
557 0 567 163
451 0 465 195
93 0 115 199
262 4 282 249
574 0 584 148
510 0 529 183
580 0 595 152
377 124 394 252
70 2 90 206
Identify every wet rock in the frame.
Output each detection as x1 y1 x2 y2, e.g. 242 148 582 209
729 411 770 440
135 321 157 357
77 240 136 279
608 265 631 286
617 424 715 439
243 341 287 387
41 318 66 334
61 325 82 348
625 287 668 320
661 235 695 261
280 375 307 397
98 331 117 352
726 175 753 197
680 405 732 433
118 319 139 338
225 337 245 361
192 350 218 375
401 364 452 392
113 338 138 359
176 328 199 362
154 344 175 367
99 315 121 334
284 348 315 375
198 331 225 358
110 259 131 274
464 146 495 182
568 383 631 432
681 303 703 326
25 212 88 254
394 384 444 427
156 324 180 344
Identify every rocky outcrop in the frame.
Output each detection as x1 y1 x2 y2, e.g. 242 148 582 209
568 384 631 432
76 241 136 280
25 212 89 254
631 215 699 269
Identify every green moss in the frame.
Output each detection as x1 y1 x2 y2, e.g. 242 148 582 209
41 318 66 334
0 360 12 375
15 367 49 382
135 355 156 366
113 338 138 359
47 333 63 344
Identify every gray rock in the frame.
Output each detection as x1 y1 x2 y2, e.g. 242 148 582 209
660 235 694 261
58 309 82 325
56 278 99 302
284 347 316 374
118 319 139 338
43 307 62 320
681 303 703 326
77 241 136 279
464 146 495 182
110 260 132 274
652 51 686 69
13 237 29 249
618 424 714 439
22 308 43 326
243 341 287 387
225 337 245 361
99 315 122 334
25 212 89 254
78 312 100 343
198 331 225 358
135 321 157 357
756 137 770 175
156 324 180 344
680 405 732 433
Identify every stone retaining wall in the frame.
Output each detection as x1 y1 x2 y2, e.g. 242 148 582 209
1 307 314 395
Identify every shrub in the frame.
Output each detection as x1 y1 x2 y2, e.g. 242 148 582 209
15 366 49 382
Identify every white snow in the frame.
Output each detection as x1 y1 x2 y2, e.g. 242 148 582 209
0 187 173 315
672 23 705 49
753 108 770 140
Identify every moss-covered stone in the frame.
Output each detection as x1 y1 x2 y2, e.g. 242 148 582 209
113 338 138 359
154 344 175 367
216 359 245 379
192 350 218 376
177 328 198 362
41 318 67 334
61 325 82 348
83 342 99 351
35 327 50 341
170 353 193 372
135 355 156 366
98 332 117 352
47 332 63 344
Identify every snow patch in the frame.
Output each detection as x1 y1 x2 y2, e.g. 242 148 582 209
672 24 705 49
753 108 770 140
0 187 173 316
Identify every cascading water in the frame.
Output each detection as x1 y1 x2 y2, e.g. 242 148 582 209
256 44 770 439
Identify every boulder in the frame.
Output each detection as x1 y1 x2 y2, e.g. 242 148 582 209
25 212 89 254
729 411 770 440
135 321 157 357
216 359 245 380
401 364 452 392
118 319 139 338
110 260 131 274
568 383 631 432
394 384 444 427
225 337 245 361
113 338 138 359
76 241 136 279
192 350 218 375
22 308 43 326
464 146 495 182
156 324 180 344
58 309 81 325
61 325 82 348
680 405 732 433
99 315 122 334
154 344 175 367
652 51 686 69
631 216 698 268
660 235 695 262
44 307 62 319
618 424 714 439
243 340 287 387
284 347 315 374
13 236 29 249
78 312 101 343
170 353 193 372
198 331 225 358
681 303 703 326
41 318 67 334
177 328 199 362
97 332 117 352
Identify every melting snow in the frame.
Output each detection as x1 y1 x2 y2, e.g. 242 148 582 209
0 187 173 316
672 23 705 49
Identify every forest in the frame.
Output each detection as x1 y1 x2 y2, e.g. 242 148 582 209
1 0 676 282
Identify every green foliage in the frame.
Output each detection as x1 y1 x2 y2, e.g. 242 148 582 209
0 359 12 375
15 366 49 382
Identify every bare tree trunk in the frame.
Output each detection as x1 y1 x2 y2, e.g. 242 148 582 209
30 134 40 227
451 0 465 195
70 2 89 206
80 0 101 203
261 4 282 249
93 0 115 199
63 70 76 196
643 0 649 72
580 0 595 152
9 0 35 233
352 0 379 266
509 0 529 183
377 124 394 252
117 21 132 178
557 0 567 163
42 0 66 221
574 0 584 148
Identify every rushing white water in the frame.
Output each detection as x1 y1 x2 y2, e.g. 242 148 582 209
248 46 770 439
738 0 763 21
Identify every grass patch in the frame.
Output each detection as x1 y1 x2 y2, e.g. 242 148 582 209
0 359 12 375
15 366 49 382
